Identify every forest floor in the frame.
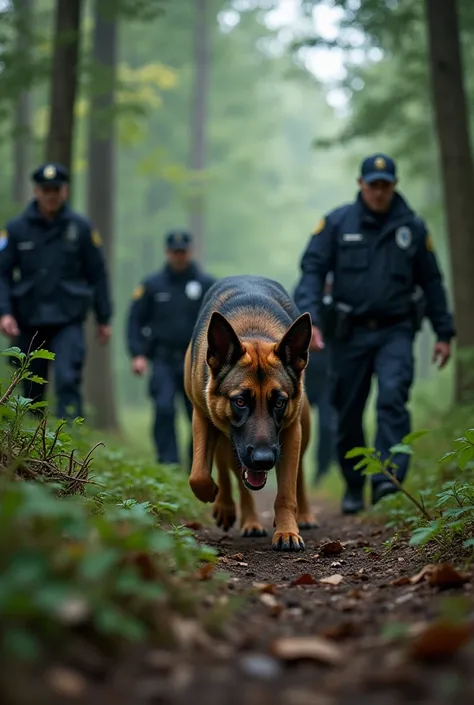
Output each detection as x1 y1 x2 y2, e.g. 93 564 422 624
11 488 474 705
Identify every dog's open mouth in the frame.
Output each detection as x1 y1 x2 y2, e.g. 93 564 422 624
242 467 268 491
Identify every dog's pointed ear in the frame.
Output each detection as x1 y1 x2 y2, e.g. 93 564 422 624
274 313 312 374
207 311 245 374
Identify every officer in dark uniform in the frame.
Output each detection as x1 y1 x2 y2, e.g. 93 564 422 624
294 154 455 514
294 273 337 485
0 162 112 420
127 230 215 467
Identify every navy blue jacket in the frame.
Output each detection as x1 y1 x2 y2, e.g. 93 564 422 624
294 192 455 342
0 201 112 328
127 262 216 358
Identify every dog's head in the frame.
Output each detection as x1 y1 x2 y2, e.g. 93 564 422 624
206 311 312 491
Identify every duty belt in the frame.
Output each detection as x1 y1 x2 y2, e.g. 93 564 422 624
154 345 187 360
352 312 411 331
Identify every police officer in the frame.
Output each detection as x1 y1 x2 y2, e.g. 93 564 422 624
294 274 337 485
127 230 215 467
294 154 455 515
0 162 112 420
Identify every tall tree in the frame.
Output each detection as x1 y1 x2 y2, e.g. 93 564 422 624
12 0 33 205
188 0 211 262
425 0 474 403
45 0 83 174
83 0 119 431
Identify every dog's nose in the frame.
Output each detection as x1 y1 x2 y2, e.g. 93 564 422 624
248 445 277 471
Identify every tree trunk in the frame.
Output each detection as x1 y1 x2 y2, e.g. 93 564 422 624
12 0 33 206
45 0 83 175
188 0 211 263
425 0 474 403
83 0 119 432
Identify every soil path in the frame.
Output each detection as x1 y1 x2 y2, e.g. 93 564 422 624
14 490 474 705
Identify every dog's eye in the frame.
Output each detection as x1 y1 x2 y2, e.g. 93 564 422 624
274 398 287 409
232 397 246 408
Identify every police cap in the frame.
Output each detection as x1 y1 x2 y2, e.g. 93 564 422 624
31 163 69 187
360 154 397 184
165 230 192 251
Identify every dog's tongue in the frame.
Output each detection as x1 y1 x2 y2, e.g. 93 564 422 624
245 468 267 489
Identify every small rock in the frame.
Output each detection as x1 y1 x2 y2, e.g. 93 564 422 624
239 653 281 679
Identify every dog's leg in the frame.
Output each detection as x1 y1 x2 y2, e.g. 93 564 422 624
297 398 319 530
229 463 268 537
297 457 319 530
272 421 305 551
212 437 236 531
188 407 219 503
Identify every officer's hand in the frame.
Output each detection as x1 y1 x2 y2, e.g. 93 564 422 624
132 356 148 376
310 325 325 351
433 341 451 369
0 315 20 338
97 324 111 345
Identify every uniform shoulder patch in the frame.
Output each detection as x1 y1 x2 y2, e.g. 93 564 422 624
425 233 435 252
0 230 8 251
312 218 326 236
91 229 103 248
132 284 145 301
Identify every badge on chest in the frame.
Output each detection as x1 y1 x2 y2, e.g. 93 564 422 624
185 280 202 300
395 226 412 250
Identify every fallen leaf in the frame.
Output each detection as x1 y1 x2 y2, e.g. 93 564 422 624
260 593 285 616
320 541 344 556
320 622 362 641
197 563 214 581
171 617 213 651
270 636 343 666
408 564 436 585
46 667 87 697
183 521 203 530
293 557 311 563
230 552 244 561
427 564 469 589
319 574 344 586
409 622 473 662
253 582 277 595
291 573 317 586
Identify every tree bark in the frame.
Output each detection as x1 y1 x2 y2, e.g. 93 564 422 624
83 0 119 432
45 0 83 175
188 0 211 263
12 0 33 206
425 0 474 403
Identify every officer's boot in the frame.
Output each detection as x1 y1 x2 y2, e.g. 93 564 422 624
372 481 398 505
342 486 365 515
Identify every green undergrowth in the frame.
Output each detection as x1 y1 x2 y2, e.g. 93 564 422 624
349 406 474 556
0 346 222 668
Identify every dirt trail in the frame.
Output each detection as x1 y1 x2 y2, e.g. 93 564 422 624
13 491 474 705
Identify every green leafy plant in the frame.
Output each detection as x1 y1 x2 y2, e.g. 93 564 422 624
0 346 221 667
346 428 474 551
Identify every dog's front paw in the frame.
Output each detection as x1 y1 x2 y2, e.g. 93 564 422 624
297 512 319 530
272 530 305 552
189 475 219 503
213 500 236 531
241 519 268 538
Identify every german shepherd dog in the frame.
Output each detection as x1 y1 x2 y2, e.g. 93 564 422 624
184 275 318 551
